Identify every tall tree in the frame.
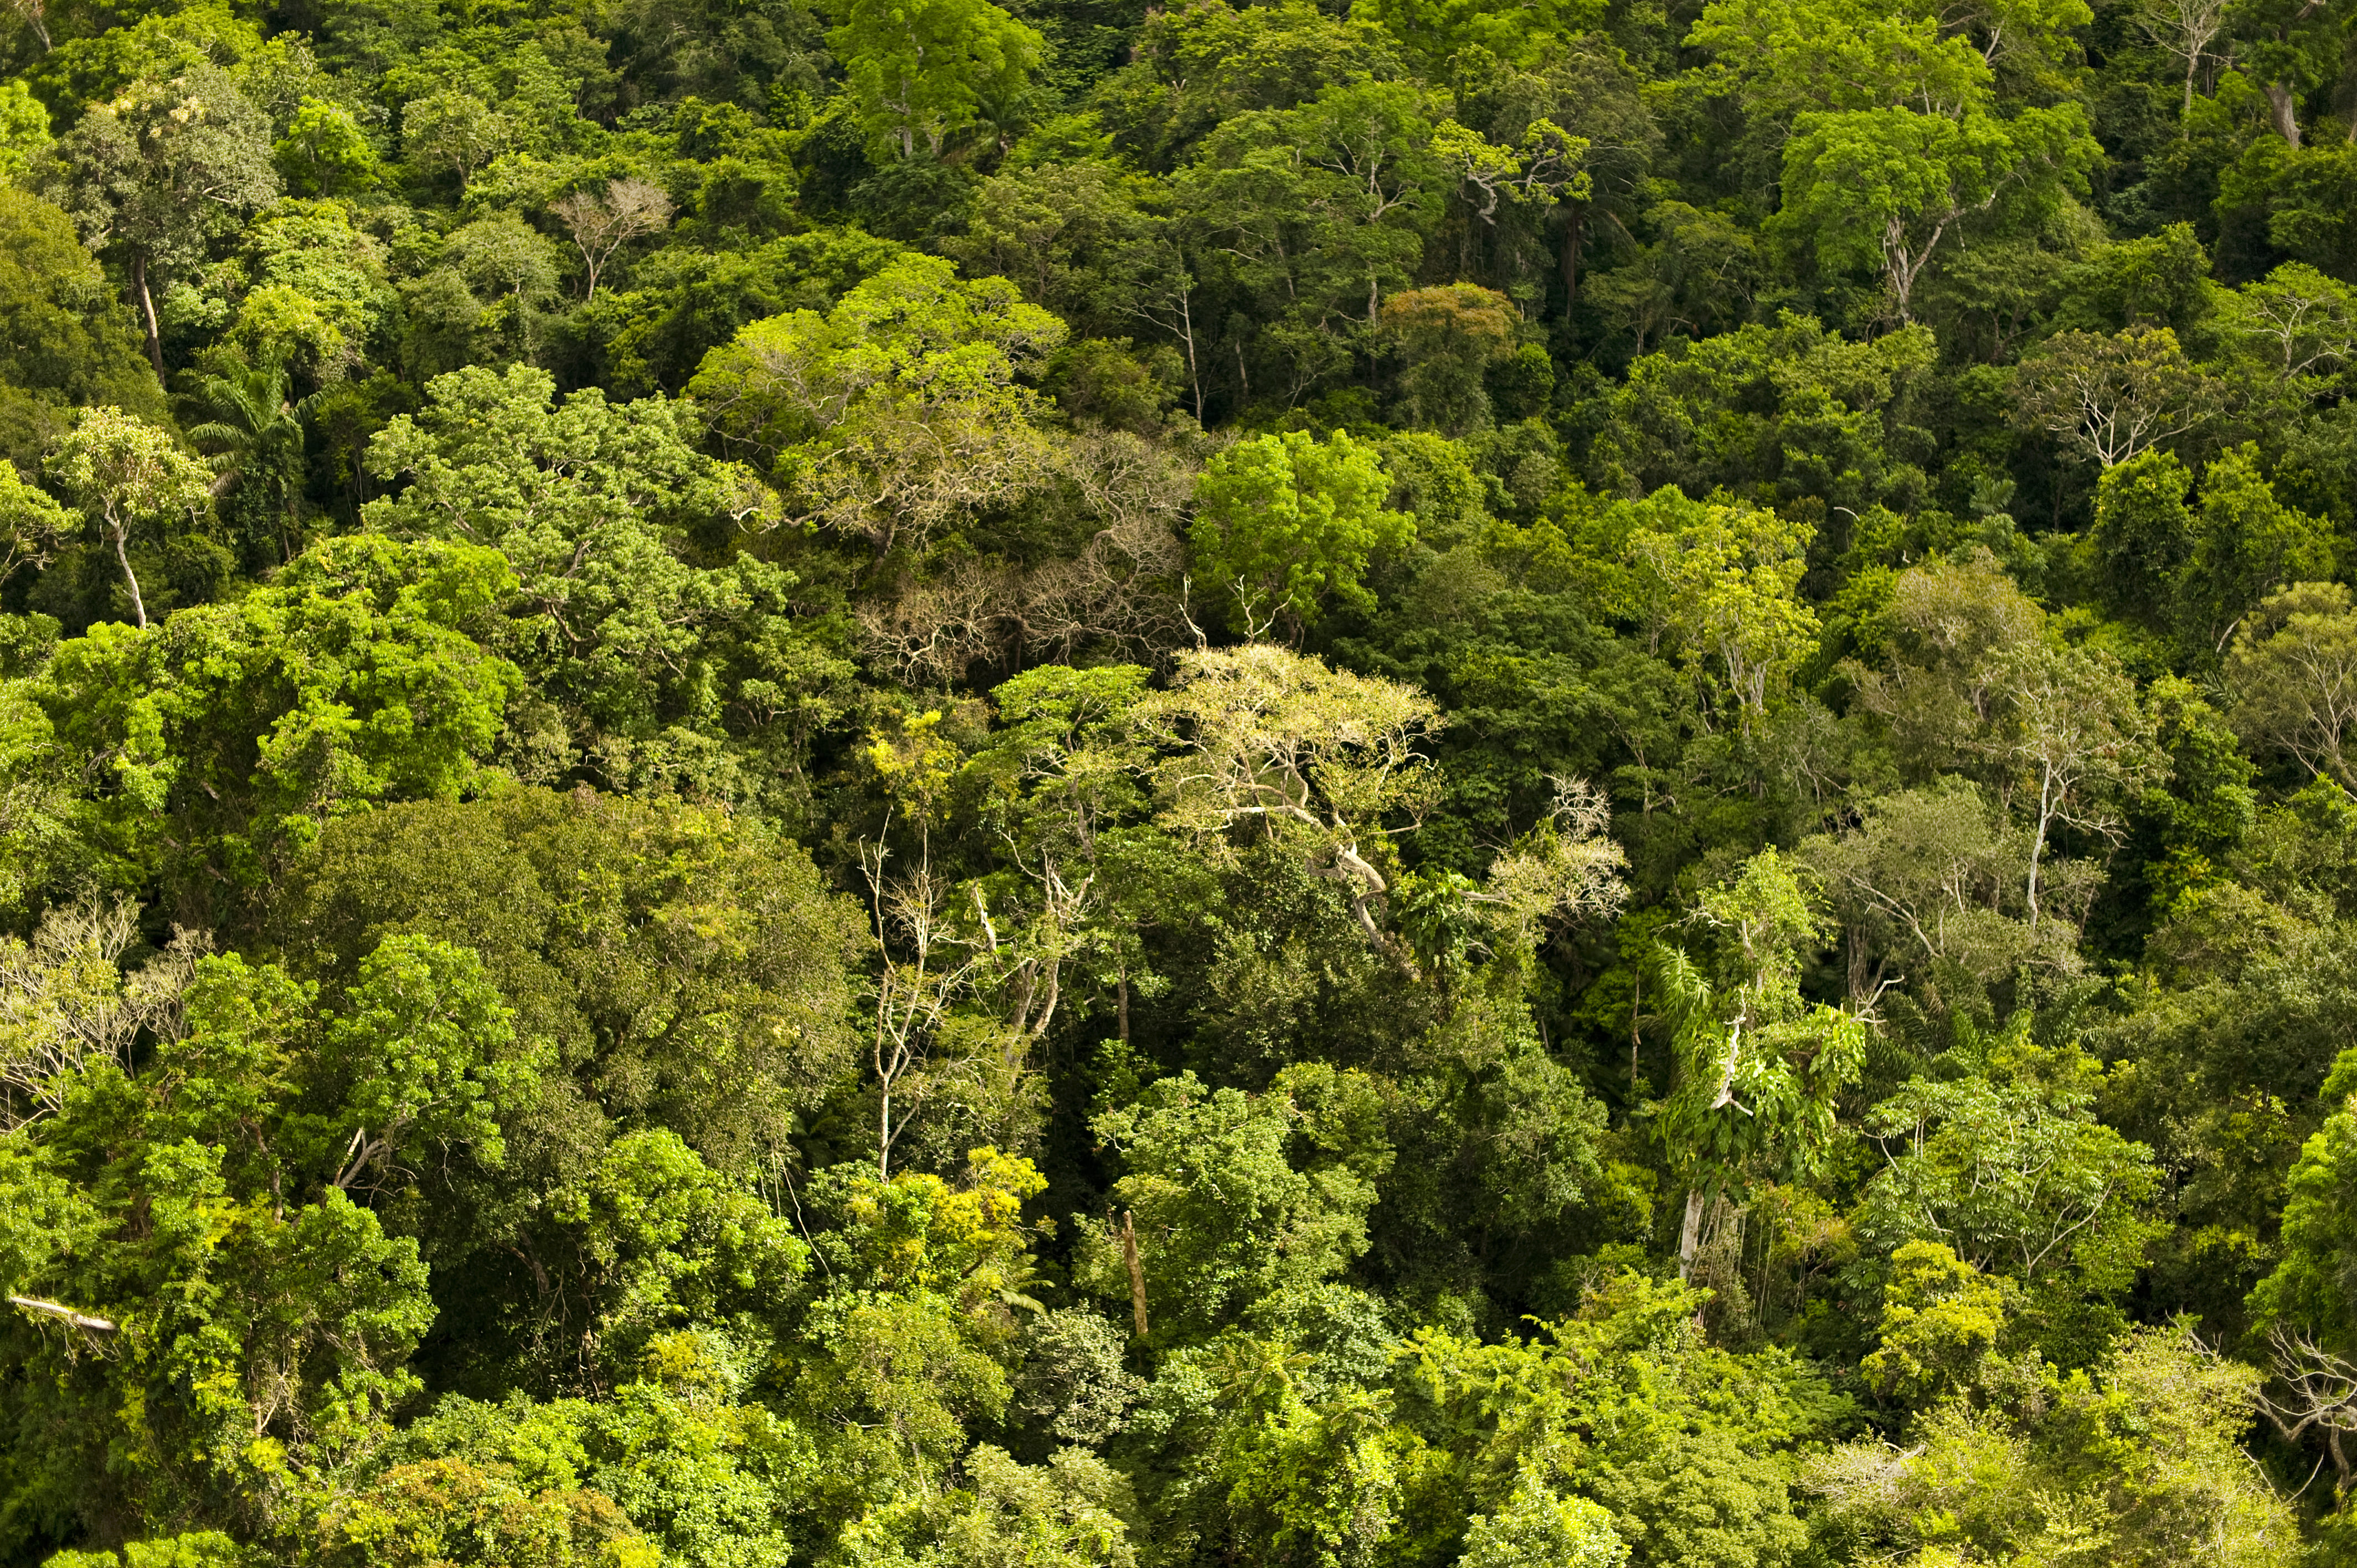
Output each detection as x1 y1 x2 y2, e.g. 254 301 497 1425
42 66 279 379
42 405 210 629
825 0 1043 161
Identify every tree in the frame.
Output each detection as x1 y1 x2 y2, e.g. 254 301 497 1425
1624 491 1819 725
1378 283 1519 435
2229 0 2340 145
439 215 565 359
0 899 203 1129
1653 850 1870 1278
272 788 865 1184
1583 202 1754 353
1430 117 1592 232
1401 1277 1822 1568
2228 582 2357 788
1013 1309 1141 1445
1978 638 2154 931
0 188 166 467
1363 0 1591 71
1136 644 1442 964
400 90 512 187
0 457 73 589
3 0 50 51
1187 429 1412 636
1458 1479 1625 1568
1689 0 1998 121
363 363 792 777
2214 262 2357 388
1088 1064 1390 1340
1776 105 2096 322
1857 1025 2162 1299
1175 82 1445 399
1857 1241 2009 1409
272 97 378 197
0 80 47 179
2248 1047 2357 1355
0 948 449 1550
2013 326 2226 468
851 819 991 1180
43 405 212 629
317 1462 655 1568
1588 314 1933 509
824 0 1043 161
553 179 675 302
920 1446 1136 1568
2176 443 2335 657
1801 780 2063 1011
1850 549 2047 778
792 1152 1045 1492
311 935 538 1197
42 66 279 378
2135 0 2231 117
690 255 1065 561
549 1128 810 1385
2091 446 2195 629
348 1338 815 1566
177 359 308 570
1812 1322 2295 1564
34 533 520 905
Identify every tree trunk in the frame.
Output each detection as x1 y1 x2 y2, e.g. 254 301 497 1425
1120 1209 1149 1338
1629 966 1643 1101
111 517 148 630
132 254 163 382
1558 203 1586 315
2265 80 2303 146
2025 764 2055 931
1677 1187 1706 1280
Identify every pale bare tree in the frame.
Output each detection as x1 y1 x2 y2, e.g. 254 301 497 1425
2257 1327 2357 1487
2135 0 2230 117
2014 327 2226 468
0 901 207 1128
1978 639 2155 931
961 857 1093 1070
1137 644 1443 967
2215 263 2357 382
799 397 1064 561
854 431 1196 682
2227 581 2357 788
856 556 1024 686
3 0 50 50
1467 776 1629 951
552 177 674 301
856 834 984 1179
1802 780 2080 1005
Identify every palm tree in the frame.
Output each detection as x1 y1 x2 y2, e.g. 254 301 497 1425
176 361 310 570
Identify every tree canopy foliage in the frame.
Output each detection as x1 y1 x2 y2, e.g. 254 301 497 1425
0 0 2354 1559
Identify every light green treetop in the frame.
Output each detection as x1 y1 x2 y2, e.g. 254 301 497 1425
1188 428 1413 636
